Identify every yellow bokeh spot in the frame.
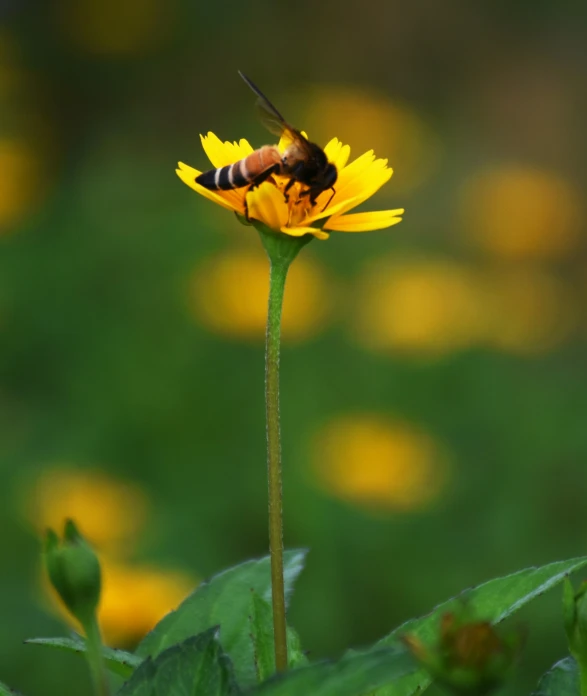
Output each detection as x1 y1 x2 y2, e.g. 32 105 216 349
460 165 580 260
300 86 440 194
481 268 575 355
312 414 448 512
98 559 195 645
44 557 196 646
190 248 333 342
26 467 149 554
57 0 174 56
353 257 484 358
0 138 40 231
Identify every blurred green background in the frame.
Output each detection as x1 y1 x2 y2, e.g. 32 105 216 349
1 1 586 694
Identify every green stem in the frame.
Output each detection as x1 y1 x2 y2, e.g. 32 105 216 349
265 257 289 672
85 615 110 696
256 225 313 673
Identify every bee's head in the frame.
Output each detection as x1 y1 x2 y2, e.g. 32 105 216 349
310 162 337 193
307 162 339 210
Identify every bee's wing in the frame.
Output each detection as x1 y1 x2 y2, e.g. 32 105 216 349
238 71 314 153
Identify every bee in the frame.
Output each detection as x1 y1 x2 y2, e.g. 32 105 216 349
196 72 337 217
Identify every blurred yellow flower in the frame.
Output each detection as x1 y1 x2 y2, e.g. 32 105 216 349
301 86 441 194
26 467 148 554
311 414 449 512
57 0 174 56
460 165 580 260
177 133 403 240
481 268 575 355
352 257 484 359
0 138 41 231
189 248 333 342
98 559 195 645
44 556 196 646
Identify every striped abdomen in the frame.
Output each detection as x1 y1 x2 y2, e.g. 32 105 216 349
196 145 281 191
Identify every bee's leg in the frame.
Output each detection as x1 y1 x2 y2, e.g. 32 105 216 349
283 178 297 203
320 187 336 212
300 188 320 207
249 164 281 190
296 187 312 206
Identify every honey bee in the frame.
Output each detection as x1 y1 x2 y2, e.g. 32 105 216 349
196 72 337 217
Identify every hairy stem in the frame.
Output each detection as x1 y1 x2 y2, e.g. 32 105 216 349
256 225 312 672
265 257 289 671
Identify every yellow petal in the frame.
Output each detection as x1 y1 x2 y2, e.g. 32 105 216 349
306 150 391 216
324 138 351 170
323 164 393 217
177 161 246 214
304 193 363 224
177 161 246 213
176 161 201 179
176 162 244 214
200 132 253 168
324 209 404 232
247 182 288 230
224 138 254 163
281 225 330 241
337 156 390 200
337 150 377 187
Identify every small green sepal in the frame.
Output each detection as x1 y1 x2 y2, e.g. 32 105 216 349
44 519 102 629
254 223 313 269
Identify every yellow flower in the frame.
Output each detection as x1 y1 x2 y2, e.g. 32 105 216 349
311 414 449 513
189 248 334 342
460 165 580 260
24 467 148 555
352 256 485 359
301 85 441 194
0 138 42 231
97 559 195 646
176 132 403 240
481 268 576 355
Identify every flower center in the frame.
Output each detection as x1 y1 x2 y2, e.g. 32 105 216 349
272 177 314 227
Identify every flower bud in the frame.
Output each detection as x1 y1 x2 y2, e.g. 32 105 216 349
44 519 101 628
403 611 524 695
563 577 587 665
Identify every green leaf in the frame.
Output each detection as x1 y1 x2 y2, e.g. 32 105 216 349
374 556 587 696
26 636 141 678
136 550 306 687
250 647 415 696
533 656 580 695
249 591 308 682
284 621 308 670
119 628 239 696
0 681 19 695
